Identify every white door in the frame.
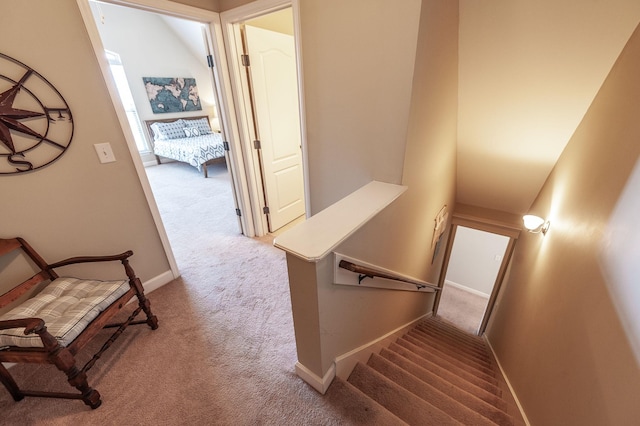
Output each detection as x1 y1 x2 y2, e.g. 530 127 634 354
244 25 305 232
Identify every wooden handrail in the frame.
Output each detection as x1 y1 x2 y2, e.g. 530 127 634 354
338 260 440 292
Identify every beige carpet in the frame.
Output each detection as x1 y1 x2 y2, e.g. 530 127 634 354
437 284 489 335
0 161 503 424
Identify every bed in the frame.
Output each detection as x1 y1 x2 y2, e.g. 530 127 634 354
144 115 225 178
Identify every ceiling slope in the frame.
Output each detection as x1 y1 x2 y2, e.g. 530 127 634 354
457 0 640 215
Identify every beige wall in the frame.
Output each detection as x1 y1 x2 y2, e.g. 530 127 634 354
299 0 422 214
0 1 170 288
339 0 459 285
217 0 252 12
457 0 640 215
286 0 459 380
487 22 640 425
170 0 219 12
246 7 293 35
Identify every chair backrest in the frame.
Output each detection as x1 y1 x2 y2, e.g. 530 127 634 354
0 238 56 310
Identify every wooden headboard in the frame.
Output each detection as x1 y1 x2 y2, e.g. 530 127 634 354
143 115 210 141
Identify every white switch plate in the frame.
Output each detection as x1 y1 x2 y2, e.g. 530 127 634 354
94 143 116 163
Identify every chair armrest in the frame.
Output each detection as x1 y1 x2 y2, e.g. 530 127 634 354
0 318 63 351
0 318 46 334
47 250 134 269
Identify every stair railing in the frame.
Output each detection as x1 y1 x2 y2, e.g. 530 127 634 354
338 260 440 292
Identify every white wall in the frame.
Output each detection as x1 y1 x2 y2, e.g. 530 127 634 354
445 226 509 296
89 3 216 125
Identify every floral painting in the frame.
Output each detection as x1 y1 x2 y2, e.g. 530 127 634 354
143 77 202 113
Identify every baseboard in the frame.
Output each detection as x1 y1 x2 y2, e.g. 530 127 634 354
334 312 433 380
444 279 490 298
484 336 531 426
295 362 335 395
143 270 175 294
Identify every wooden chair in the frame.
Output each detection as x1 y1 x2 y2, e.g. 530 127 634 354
0 237 158 409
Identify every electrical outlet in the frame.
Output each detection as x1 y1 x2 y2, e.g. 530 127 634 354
94 143 116 163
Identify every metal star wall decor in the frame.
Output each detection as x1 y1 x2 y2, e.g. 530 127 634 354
0 52 73 174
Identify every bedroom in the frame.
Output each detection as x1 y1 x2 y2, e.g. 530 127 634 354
86 1 305 269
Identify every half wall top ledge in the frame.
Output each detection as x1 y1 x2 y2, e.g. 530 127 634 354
274 181 407 262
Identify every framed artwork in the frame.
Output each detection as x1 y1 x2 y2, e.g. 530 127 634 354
143 77 201 113
431 205 449 263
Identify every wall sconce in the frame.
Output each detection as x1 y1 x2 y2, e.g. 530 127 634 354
523 215 550 235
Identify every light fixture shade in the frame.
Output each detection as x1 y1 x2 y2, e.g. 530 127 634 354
523 215 545 231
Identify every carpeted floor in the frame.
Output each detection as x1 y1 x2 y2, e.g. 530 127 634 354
437 283 489 335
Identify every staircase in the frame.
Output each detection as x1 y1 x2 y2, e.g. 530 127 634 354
327 316 518 425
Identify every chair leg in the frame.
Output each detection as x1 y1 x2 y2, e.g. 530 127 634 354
50 346 102 409
122 259 159 330
0 362 24 402
138 293 159 330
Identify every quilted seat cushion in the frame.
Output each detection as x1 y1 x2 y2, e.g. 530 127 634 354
0 277 130 348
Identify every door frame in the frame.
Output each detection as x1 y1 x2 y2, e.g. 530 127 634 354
434 211 521 335
221 0 309 236
77 0 259 280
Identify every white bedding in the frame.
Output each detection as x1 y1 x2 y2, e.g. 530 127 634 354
153 132 225 171
146 117 225 172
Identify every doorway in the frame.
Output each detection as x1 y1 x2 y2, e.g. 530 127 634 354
434 211 521 336
222 3 308 235
437 226 510 334
79 0 249 277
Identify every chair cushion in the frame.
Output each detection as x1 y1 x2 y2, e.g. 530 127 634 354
0 277 130 348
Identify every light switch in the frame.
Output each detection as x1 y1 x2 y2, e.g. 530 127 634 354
94 143 116 163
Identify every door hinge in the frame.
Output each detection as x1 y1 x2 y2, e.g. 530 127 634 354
235 208 242 217
253 140 261 149
263 206 270 214
206 54 214 68
241 54 250 67
223 141 230 151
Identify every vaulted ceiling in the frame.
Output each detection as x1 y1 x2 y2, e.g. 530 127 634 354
457 0 640 215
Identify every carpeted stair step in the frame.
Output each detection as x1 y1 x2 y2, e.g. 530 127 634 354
423 317 487 346
419 316 487 342
407 329 493 367
325 377 408 425
413 323 491 357
367 353 513 425
417 320 489 354
379 347 508 412
389 340 503 396
347 362 461 425
394 338 501 390
400 335 497 380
